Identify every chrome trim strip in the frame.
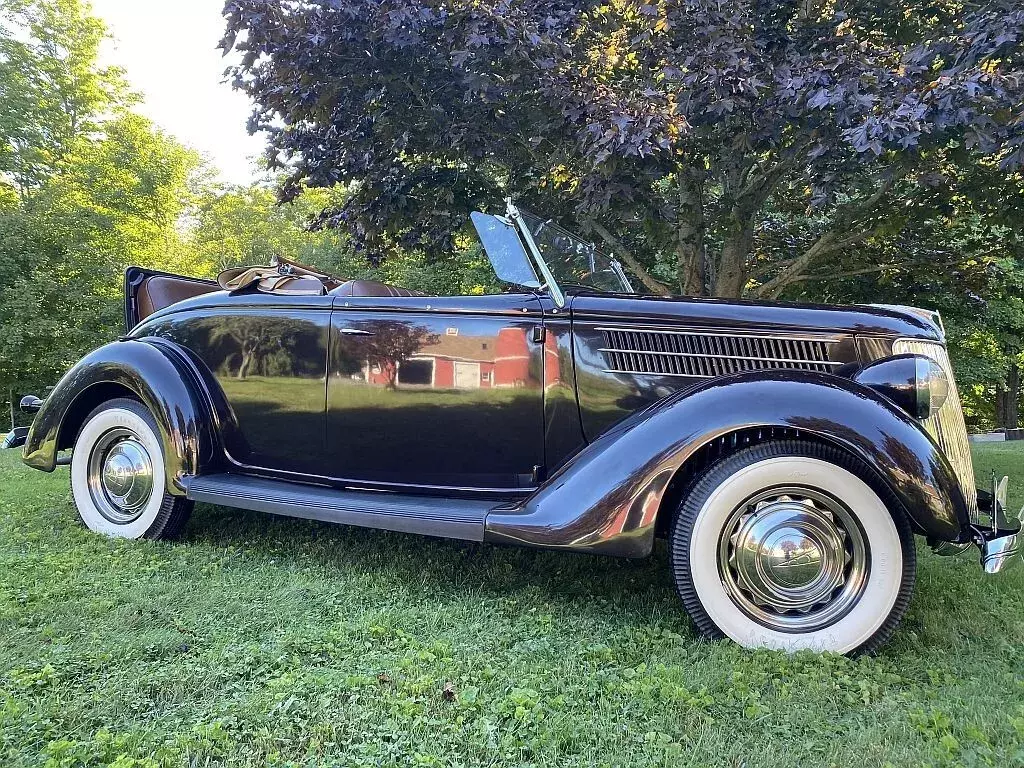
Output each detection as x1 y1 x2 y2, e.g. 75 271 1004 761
595 326 843 343
599 348 843 366
602 369 714 379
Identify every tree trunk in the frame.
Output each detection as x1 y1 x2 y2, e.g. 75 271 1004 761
714 216 755 298
998 364 1020 430
238 349 254 379
675 170 707 295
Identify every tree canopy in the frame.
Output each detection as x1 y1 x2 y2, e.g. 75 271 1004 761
223 0 1024 298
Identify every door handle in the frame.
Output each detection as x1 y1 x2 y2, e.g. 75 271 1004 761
338 328 375 336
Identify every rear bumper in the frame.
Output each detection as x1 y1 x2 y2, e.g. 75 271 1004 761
2 426 29 450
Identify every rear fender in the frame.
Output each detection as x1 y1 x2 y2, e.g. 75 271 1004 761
486 372 972 556
22 338 218 494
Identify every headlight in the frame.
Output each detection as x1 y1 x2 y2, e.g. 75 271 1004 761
854 354 949 419
915 356 950 419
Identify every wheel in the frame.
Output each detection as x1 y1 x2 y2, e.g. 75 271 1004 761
669 440 915 654
70 397 193 539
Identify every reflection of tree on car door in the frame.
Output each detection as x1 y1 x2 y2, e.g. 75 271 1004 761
328 295 546 488
361 321 439 390
206 316 312 379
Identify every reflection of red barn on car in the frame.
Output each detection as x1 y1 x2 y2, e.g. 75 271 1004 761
365 327 561 389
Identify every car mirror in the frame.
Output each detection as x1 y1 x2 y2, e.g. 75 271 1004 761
471 212 542 290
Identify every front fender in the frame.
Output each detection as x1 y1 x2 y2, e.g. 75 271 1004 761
485 372 972 556
22 338 215 494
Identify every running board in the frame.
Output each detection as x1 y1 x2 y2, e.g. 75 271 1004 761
186 474 495 541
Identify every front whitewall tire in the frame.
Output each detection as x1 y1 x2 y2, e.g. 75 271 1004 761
670 441 915 655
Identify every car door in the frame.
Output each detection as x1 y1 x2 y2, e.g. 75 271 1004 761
327 293 547 490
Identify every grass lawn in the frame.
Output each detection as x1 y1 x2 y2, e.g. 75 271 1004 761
1 444 1022 768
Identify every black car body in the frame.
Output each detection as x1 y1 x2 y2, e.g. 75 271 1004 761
18 200 1022 653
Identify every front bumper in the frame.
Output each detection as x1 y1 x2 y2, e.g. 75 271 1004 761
977 476 1023 574
936 475 1024 574
980 524 1022 574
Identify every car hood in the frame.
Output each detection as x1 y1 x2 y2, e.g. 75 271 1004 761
567 292 943 342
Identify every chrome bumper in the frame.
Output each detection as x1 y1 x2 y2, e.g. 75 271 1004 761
981 525 1022 574
979 476 1023 574
932 475 1023 574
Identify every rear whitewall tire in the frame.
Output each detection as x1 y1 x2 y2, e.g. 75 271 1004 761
670 441 915 655
70 398 193 540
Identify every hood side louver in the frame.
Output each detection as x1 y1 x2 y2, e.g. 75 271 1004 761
599 328 841 378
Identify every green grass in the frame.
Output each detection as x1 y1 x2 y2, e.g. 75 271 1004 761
1 445 1022 768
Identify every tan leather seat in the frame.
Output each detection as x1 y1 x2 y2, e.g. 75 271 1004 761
330 280 424 298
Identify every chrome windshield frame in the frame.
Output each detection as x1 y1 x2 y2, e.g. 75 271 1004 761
506 198 566 308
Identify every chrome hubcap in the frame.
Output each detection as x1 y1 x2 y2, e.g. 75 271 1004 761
719 487 869 633
87 428 154 524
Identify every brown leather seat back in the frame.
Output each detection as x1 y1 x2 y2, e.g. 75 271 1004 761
330 279 424 298
137 276 219 320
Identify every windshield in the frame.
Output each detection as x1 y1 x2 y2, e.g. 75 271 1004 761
518 209 636 294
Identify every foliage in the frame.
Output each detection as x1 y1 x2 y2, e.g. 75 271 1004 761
1 445 1023 766
0 112 202 413
188 185 349 276
222 0 1024 298
185 184 503 295
0 0 127 194
790 159 1024 428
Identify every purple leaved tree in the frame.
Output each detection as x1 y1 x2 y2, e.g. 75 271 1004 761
221 0 1024 298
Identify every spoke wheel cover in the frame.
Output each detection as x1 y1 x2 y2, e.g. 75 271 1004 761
718 486 869 633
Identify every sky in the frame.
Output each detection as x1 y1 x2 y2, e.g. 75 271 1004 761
91 0 266 185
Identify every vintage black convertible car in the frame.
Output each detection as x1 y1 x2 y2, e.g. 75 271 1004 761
17 200 1022 654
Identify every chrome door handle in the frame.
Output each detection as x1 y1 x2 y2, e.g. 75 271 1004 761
338 328 375 336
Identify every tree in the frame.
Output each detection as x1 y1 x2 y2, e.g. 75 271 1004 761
222 0 1024 298
0 1 204 424
0 114 203 399
361 322 438 389
790 160 1024 429
189 184 349 275
0 0 127 195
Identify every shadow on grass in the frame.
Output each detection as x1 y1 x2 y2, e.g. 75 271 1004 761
181 499 1024 656
183 501 690 632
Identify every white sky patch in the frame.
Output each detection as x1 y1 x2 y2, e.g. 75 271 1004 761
91 0 267 185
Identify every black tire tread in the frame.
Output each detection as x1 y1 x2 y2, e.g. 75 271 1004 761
668 439 916 655
72 397 193 540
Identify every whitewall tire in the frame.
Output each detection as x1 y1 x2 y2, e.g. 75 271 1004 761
70 398 193 540
670 440 915 655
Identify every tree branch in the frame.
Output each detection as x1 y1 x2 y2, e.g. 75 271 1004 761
589 221 672 296
779 254 966 286
752 174 903 299
754 228 876 298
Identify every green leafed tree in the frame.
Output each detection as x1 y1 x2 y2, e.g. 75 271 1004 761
0 0 127 195
0 0 203 425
